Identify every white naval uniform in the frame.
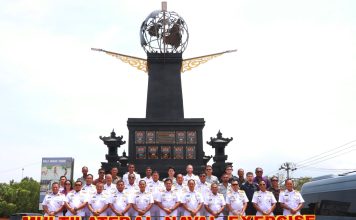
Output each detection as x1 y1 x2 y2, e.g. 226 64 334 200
103 183 117 215
196 181 211 217
123 172 141 185
252 190 277 216
81 184 96 217
142 177 154 186
163 177 177 185
226 190 249 216
65 190 87 216
279 190 305 216
148 181 164 220
132 191 154 217
125 183 140 194
183 174 199 185
173 183 188 217
173 183 188 195
110 190 132 216
42 192 65 216
157 189 180 220
125 183 140 217
181 190 203 216
196 182 211 200
204 193 226 220
88 192 110 216
104 183 117 195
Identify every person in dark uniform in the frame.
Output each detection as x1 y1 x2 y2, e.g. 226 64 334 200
268 176 283 216
241 172 259 215
224 165 238 183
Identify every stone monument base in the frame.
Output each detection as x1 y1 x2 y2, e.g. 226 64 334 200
127 118 210 178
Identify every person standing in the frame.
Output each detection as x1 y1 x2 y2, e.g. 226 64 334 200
59 176 67 192
61 180 73 195
268 176 283 216
111 167 121 184
196 172 211 199
81 174 96 219
109 180 131 216
237 169 246 187
103 174 116 215
182 180 203 217
61 180 73 216
253 167 271 189
241 172 259 215
104 174 116 196
226 180 248 216
204 183 226 220
42 182 65 218
174 174 187 191
156 179 180 220
64 181 87 218
132 180 154 218
77 166 89 186
224 165 238 183
163 167 177 185
173 174 187 217
205 165 219 184
125 173 140 218
88 182 109 216
123 163 141 185
252 180 276 216
279 179 305 216
142 167 154 186
149 171 164 220
94 168 106 185
218 173 232 199
183 164 199 184
196 172 211 217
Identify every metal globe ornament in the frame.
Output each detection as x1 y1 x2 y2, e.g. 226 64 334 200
140 9 189 54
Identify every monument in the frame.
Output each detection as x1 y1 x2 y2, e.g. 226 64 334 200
207 130 233 177
99 129 128 172
93 2 236 178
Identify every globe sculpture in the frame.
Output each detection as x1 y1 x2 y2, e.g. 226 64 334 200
140 10 189 53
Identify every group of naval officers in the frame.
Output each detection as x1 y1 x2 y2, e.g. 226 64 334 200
42 164 305 219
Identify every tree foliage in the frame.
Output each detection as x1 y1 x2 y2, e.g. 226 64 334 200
294 176 312 191
0 177 40 217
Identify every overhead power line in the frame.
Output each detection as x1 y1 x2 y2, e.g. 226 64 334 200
297 148 356 170
295 139 356 166
303 166 356 171
296 144 356 168
267 139 356 176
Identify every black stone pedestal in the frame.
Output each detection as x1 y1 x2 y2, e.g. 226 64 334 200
127 118 210 178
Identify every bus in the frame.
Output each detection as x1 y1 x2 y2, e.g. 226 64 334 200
301 173 356 219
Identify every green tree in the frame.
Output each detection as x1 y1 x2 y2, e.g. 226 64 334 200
294 177 312 191
0 177 40 217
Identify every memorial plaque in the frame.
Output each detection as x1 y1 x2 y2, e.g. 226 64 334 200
136 146 146 159
148 146 159 159
187 131 197 144
186 146 196 159
146 131 156 144
176 131 186 144
156 131 176 144
161 146 171 159
135 131 145 144
173 146 184 159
